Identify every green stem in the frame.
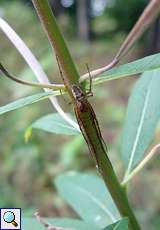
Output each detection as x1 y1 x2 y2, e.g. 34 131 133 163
32 0 80 98
0 63 63 90
99 153 141 230
32 1 141 229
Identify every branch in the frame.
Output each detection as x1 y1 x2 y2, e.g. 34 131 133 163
0 63 63 90
0 17 79 132
32 0 80 99
80 0 160 81
32 1 141 229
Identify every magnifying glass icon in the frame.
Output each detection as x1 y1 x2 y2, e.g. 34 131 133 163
3 211 18 227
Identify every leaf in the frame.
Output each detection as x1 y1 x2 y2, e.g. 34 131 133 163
60 136 84 165
0 91 59 115
0 18 75 129
22 218 100 230
121 70 160 178
103 218 129 230
95 53 160 84
55 172 120 229
30 113 80 135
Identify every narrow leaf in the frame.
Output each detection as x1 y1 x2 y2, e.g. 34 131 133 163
103 218 129 230
121 69 160 177
95 53 160 84
31 113 80 135
0 92 59 115
55 172 120 229
0 18 78 130
22 218 100 230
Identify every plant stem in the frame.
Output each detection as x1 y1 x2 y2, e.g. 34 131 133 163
32 0 80 98
0 63 63 90
73 90 141 229
99 153 141 230
80 0 160 81
32 1 141 229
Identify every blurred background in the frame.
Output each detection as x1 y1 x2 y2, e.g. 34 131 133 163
0 0 160 229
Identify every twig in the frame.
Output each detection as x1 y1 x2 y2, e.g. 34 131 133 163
32 0 80 98
32 1 142 229
0 17 79 132
80 0 160 81
0 63 63 90
80 58 118 82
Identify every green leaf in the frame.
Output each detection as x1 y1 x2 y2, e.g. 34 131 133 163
31 113 80 135
103 218 129 230
121 70 160 178
0 91 59 115
22 218 100 230
60 136 84 165
95 53 160 84
55 172 120 229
